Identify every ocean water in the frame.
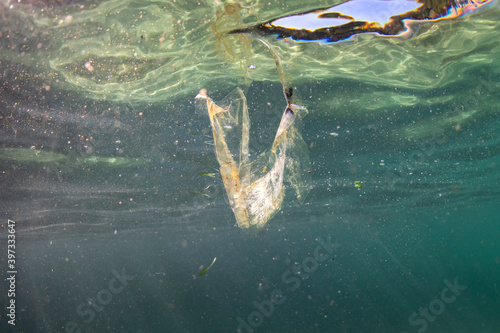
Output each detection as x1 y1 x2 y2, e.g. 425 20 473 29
0 0 499 332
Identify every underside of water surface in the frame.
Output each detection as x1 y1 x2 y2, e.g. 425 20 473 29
1 1 499 333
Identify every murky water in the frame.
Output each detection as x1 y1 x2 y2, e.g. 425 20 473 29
1 0 499 332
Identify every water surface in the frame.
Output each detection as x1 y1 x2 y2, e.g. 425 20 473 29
0 0 499 332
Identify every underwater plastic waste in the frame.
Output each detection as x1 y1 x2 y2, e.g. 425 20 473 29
195 88 309 230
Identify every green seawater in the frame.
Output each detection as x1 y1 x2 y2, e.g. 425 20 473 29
0 0 499 332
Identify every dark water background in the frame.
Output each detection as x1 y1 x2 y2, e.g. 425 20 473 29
1 0 500 332
1 74 499 332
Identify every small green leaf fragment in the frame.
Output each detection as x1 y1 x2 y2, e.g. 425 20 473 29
198 172 217 178
198 257 217 276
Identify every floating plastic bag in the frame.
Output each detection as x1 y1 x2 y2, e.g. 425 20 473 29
196 88 309 230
